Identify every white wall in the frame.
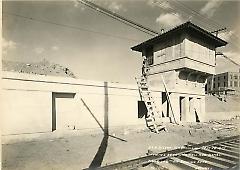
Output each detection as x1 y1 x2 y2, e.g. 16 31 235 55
184 38 215 66
150 37 215 75
1 90 52 135
1 72 143 136
2 72 234 137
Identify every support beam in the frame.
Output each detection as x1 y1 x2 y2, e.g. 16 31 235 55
181 96 189 122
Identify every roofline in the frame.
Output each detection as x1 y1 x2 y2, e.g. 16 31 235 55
131 21 228 52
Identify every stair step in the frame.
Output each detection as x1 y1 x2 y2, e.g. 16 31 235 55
145 99 153 102
146 115 155 119
146 118 154 122
140 82 147 84
148 124 155 127
148 124 165 132
146 117 155 121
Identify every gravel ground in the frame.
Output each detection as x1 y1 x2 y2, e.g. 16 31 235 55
2 117 239 170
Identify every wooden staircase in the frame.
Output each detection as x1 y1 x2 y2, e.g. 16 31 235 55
136 76 166 133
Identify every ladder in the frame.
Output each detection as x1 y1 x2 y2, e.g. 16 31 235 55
136 76 166 133
161 75 178 124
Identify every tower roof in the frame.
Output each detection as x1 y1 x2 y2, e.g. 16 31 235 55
131 21 227 52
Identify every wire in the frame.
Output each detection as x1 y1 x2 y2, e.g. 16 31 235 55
171 0 221 29
77 0 159 36
154 0 240 65
4 1 239 67
3 12 141 42
152 0 216 31
154 0 240 48
171 0 240 43
221 54 240 66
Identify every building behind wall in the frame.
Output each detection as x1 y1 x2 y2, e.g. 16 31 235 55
132 21 227 123
206 71 240 95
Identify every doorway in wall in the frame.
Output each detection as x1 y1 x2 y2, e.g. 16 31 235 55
189 97 193 121
162 92 169 117
52 92 76 131
195 98 201 122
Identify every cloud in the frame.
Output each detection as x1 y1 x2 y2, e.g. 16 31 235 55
108 2 123 13
2 38 17 55
156 13 184 29
218 31 234 42
94 1 125 13
34 47 45 54
159 1 172 9
51 46 59 51
73 0 79 7
147 0 171 9
147 0 156 7
200 0 223 18
72 0 85 10
73 1 124 12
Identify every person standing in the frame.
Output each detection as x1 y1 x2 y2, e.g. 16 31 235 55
142 56 147 77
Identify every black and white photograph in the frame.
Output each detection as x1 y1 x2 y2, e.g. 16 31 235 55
1 0 240 169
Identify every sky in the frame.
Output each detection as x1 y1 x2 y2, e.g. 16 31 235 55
2 0 240 84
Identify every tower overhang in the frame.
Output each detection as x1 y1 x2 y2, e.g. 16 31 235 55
131 21 227 52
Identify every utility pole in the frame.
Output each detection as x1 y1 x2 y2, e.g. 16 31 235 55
211 28 227 36
209 28 227 94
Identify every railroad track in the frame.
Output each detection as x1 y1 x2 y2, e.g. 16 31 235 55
98 135 239 170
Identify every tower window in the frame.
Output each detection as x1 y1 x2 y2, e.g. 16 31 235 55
147 56 153 65
146 47 153 65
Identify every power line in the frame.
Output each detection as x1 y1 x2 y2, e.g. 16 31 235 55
216 52 240 66
154 0 218 31
155 0 240 47
4 1 239 67
3 12 141 42
171 0 240 43
171 0 221 29
152 0 218 31
154 0 240 65
77 0 159 36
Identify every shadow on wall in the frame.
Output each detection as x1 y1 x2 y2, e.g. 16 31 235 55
138 101 147 118
178 70 208 83
52 83 126 168
80 82 127 169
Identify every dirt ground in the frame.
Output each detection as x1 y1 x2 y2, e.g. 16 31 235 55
2 116 239 170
